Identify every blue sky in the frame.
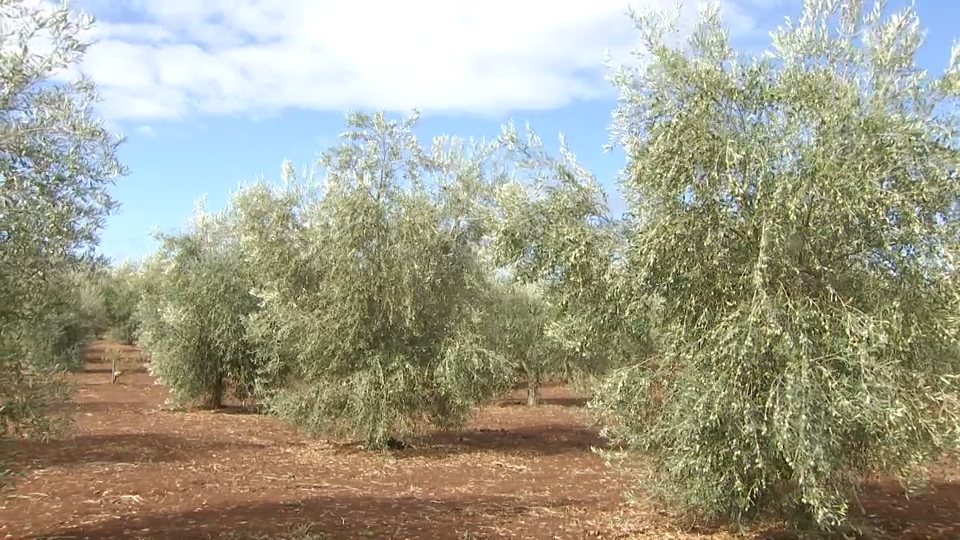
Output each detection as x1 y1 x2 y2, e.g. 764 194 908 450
65 0 960 263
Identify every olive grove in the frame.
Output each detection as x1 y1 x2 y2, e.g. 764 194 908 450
134 1 960 530
136 113 520 448
8 0 960 534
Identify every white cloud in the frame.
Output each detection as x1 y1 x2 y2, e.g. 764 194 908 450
66 0 783 122
133 124 155 136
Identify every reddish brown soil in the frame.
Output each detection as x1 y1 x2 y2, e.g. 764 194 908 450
1 341 959 540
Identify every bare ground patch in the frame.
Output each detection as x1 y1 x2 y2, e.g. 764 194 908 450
1 342 959 539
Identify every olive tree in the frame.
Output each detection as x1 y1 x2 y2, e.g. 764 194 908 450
136 200 261 409
585 0 960 532
234 112 514 449
1 0 125 437
481 275 571 406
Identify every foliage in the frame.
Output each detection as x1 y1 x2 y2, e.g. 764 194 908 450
582 0 960 532
136 200 261 409
233 112 514 448
480 276 567 405
15 0 957 535
492 126 654 392
99 260 144 343
0 265 102 438
43 267 104 367
0 0 125 438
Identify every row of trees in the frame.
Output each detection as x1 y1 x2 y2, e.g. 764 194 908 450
5 0 960 534
134 117 585 441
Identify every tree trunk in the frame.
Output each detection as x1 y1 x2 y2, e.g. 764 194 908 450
203 376 224 409
526 372 542 406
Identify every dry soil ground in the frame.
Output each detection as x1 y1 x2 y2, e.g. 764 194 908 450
1 341 960 540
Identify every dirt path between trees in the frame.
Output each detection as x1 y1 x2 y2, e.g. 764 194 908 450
1 341 959 539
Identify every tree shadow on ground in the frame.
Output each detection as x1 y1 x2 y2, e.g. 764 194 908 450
386 423 607 459
71 400 144 414
853 479 960 540
210 404 266 415
1 432 270 472
84 365 148 375
27 493 593 540
746 480 960 540
496 396 589 407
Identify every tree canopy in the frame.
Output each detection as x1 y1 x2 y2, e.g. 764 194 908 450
584 0 960 530
1 0 126 438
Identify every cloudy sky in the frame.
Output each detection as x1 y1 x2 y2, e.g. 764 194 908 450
40 0 960 261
